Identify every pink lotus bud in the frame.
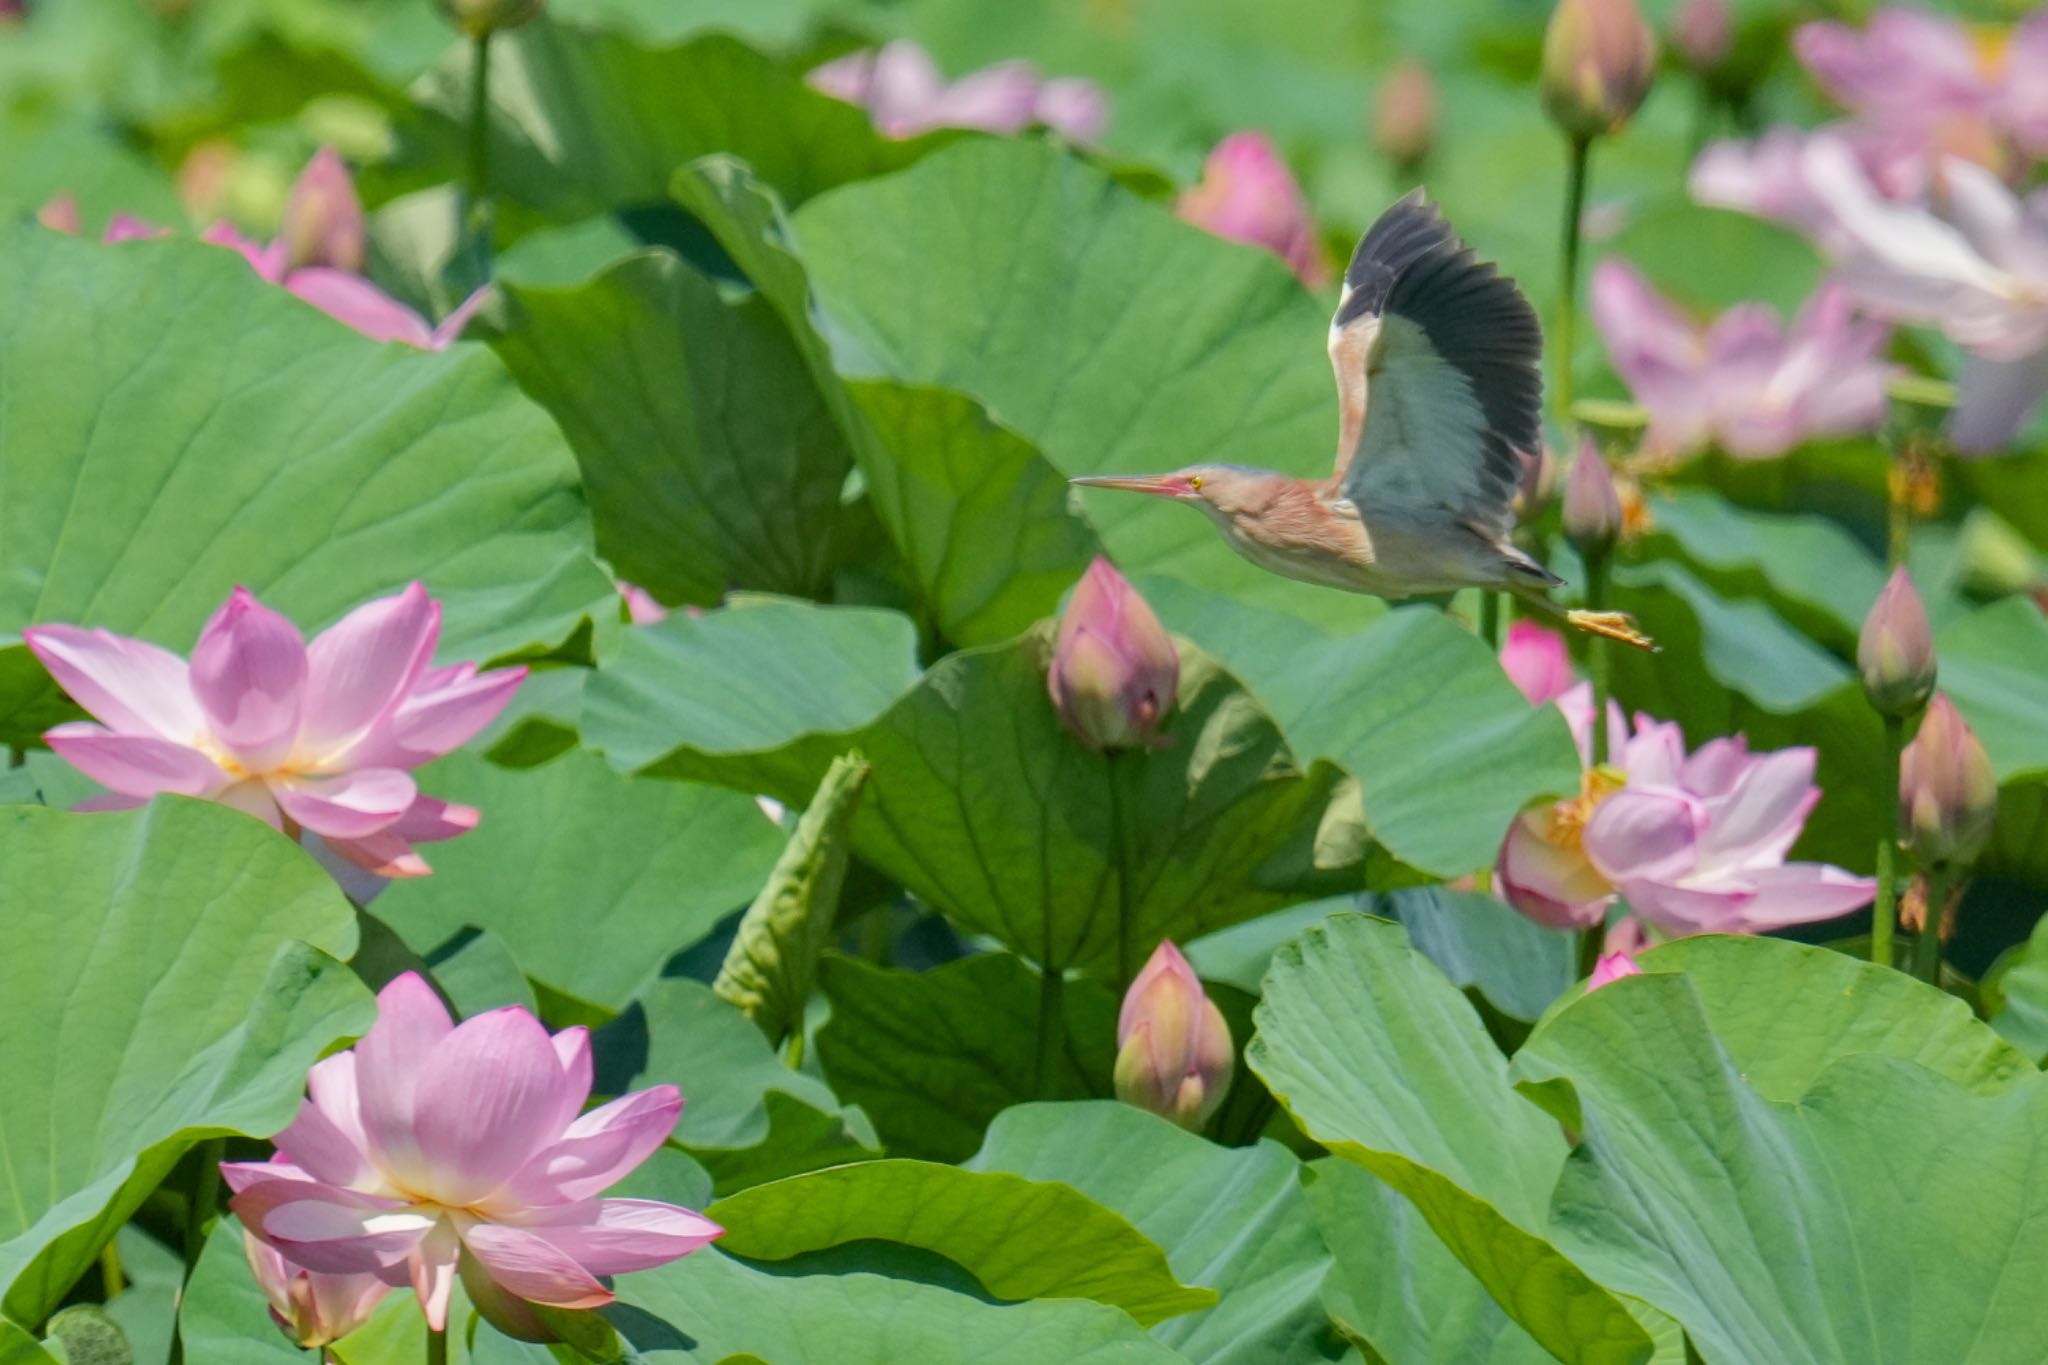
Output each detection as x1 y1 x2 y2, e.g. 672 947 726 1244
1114 941 1233 1131
1501 620 1577 706
1562 439 1623 555
244 1231 391 1348
1587 950 1642 990
1541 0 1658 141
1900 695 1997 868
37 194 80 235
1048 557 1179 751
435 0 542 37
1672 0 1732 71
1373 60 1438 168
1857 566 1936 718
279 148 365 274
1176 132 1327 287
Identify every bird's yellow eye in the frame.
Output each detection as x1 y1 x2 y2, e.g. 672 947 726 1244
1189 475 1204 491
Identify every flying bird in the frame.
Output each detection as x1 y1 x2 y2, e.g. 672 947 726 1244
1071 190 1654 651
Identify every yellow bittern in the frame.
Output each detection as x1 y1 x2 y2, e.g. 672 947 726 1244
1072 190 1654 651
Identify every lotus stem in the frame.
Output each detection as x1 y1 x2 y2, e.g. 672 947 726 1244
1479 590 1502 651
1576 923 1604 982
1109 754 1135 989
427 1324 448 1365
1871 714 1905 967
99 1237 123 1300
183 1138 223 1271
466 31 494 263
1555 134 1592 419
1586 547 1613 766
1031 964 1065 1097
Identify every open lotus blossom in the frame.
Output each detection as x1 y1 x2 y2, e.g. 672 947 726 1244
244 1232 392 1348
1497 626 1876 935
226 974 722 1336
1804 144 2048 453
1176 132 1327 286
808 40 1108 143
1690 125 1933 252
208 147 484 350
1591 259 1891 459
1795 9 2048 167
24 582 523 877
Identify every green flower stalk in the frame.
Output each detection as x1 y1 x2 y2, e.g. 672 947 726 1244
1858 566 1937 967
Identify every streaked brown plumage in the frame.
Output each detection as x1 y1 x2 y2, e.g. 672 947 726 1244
1072 190 1654 651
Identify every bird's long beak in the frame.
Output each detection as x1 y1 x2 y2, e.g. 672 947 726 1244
1069 474 1194 498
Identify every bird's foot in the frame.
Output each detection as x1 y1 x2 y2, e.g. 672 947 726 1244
1566 609 1659 653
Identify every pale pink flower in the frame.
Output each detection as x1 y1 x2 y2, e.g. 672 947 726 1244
807 41 1108 143
1114 941 1233 1131
1498 687 1876 936
1501 620 1577 707
1805 144 2048 453
244 1233 391 1348
1047 557 1179 751
1690 125 1931 250
1795 9 2048 163
1176 132 1327 287
24 583 523 877
226 974 721 1334
1591 258 1891 459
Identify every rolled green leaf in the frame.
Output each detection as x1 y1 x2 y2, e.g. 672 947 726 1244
715 753 871 1044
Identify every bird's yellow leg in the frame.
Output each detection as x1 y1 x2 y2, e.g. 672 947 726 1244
1564 609 1659 653
1509 586 1659 653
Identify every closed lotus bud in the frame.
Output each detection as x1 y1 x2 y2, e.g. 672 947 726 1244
435 0 542 38
245 1231 390 1348
1114 941 1233 1131
1373 60 1438 169
1857 566 1936 718
1562 439 1623 555
1900 695 1997 868
1541 0 1658 142
1048 557 1179 751
279 148 365 274
1672 0 1732 72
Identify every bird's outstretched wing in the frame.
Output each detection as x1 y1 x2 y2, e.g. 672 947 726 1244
1326 190 1542 538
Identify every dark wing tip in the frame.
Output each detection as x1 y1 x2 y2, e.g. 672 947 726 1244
1333 191 1546 529
1335 190 1455 327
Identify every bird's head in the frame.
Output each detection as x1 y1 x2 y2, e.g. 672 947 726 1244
1069 464 1277 520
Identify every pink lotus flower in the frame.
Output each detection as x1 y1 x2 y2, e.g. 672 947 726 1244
617 582 668 626
203 149 486 350
1805 144 2048 453
1591 259 1891 459
1587 950 1642 990
1796 9 2048 165
226 974 721 1334
1690 125 1933 252
1498 682 1876 936
1114 941 1233 1131
807 41 1108 143
24 583 523 878
1501 620 1577 707
1047 557 1179 751
244 1232 391 1348
1176 133 1327 287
